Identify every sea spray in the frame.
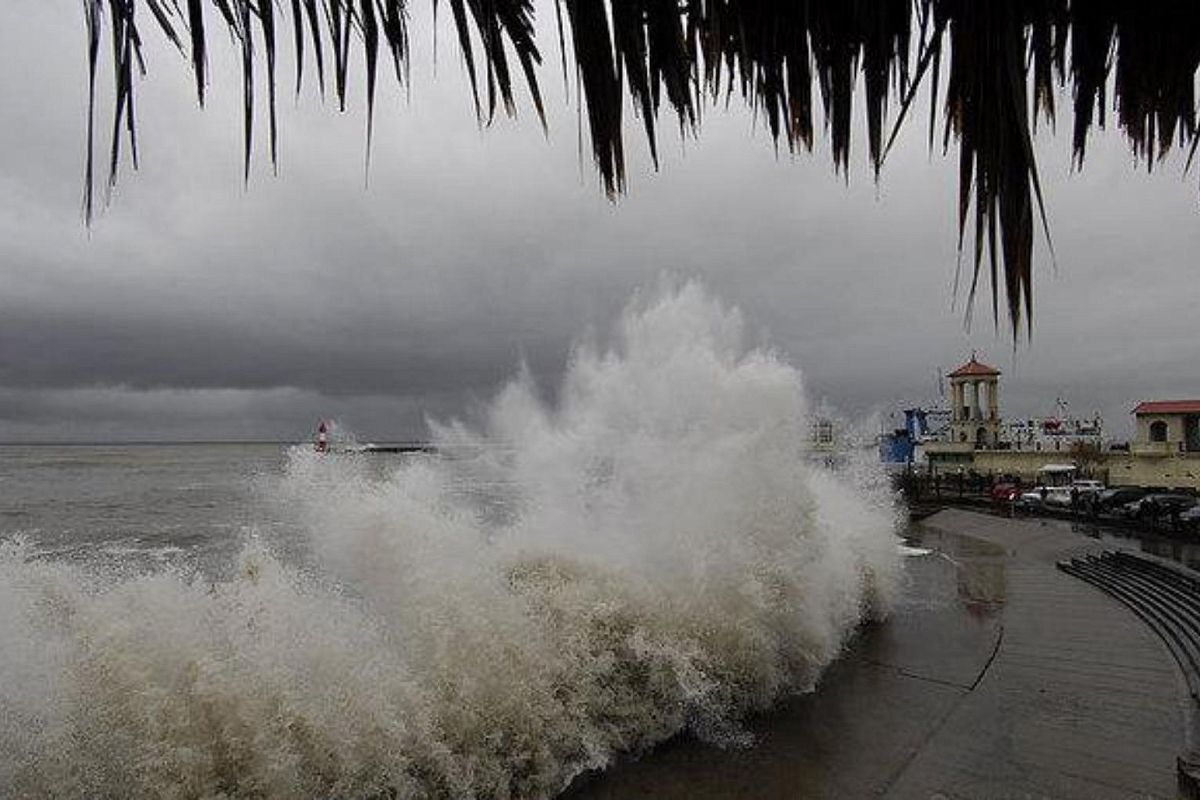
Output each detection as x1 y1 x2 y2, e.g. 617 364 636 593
0 281 901 798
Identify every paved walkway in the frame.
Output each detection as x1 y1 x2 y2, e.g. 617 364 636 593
567 509 1192 799
892 510 1191 799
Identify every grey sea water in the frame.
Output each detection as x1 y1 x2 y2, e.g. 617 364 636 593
0 442 502 576
0 443 295 575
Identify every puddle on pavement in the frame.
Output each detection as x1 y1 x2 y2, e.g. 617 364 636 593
904 523 1006 615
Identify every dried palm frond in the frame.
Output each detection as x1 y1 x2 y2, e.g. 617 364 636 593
933 0 1064 337
81 1 1200 335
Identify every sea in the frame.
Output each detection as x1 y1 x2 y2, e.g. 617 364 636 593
0 443 295 577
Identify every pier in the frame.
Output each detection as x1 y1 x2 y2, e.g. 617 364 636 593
359 443 436 454
568 509 1194 799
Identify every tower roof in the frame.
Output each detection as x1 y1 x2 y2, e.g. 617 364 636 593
948 355 1000 378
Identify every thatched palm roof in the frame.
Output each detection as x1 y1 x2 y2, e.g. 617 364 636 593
84 1 1200 334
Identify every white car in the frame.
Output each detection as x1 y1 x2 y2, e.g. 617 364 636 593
1042 486 1075 508
1018 486 1073 509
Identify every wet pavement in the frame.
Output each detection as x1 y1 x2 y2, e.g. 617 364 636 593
566 509 1190 799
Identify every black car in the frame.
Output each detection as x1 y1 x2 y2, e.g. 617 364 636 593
1128 493 1198 525
1090 486 1146 515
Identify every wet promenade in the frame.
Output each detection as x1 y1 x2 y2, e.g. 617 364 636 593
568 509 1192 799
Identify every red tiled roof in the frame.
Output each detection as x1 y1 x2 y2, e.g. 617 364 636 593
948 356 1001 378
1133 400 1200 415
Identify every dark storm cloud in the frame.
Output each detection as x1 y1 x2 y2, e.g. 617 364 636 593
0 305 534 395
0 385 449 443
0 3 1197 441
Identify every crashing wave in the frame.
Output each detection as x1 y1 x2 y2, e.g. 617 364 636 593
0 281 900 798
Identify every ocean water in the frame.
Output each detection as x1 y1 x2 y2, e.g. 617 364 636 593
0 283 902 798
0 443 290 574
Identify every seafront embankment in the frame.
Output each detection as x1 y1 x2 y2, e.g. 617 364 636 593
569 509 1193 799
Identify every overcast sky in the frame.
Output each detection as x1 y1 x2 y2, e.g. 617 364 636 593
1 3 1197 443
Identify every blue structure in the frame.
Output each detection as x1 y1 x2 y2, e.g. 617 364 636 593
880 409 930 467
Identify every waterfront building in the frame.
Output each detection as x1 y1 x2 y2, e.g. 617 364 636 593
807 415 845 469
1132 400 1200 455
924 355 1109 482
1001 411 1104 453
947 355 1001 447
896 355 1200 490
1103 401 1200 489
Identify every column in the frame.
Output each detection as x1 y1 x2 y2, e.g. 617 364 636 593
988 378 999 421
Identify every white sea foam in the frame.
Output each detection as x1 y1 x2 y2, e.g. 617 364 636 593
0 281 901 798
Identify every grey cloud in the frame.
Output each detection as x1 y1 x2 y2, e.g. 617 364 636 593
0 3 1197 442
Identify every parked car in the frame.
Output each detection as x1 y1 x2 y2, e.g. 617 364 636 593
1147 494 1199 525
1119 493 1198 524
991 482 1022 502
1117 497 1148 519
1180 504 1200 532
1071 479 1105 495
1041 486 1075 508
1090 486 1147 515
1016 489 1044 510
1017 486 1072 510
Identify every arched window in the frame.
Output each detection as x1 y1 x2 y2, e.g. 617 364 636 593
1150 420 1168 443
976 427 988 446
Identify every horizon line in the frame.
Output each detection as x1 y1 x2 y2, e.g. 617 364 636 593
0 439 433 447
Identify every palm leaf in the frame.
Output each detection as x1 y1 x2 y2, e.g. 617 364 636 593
80 0 1200 336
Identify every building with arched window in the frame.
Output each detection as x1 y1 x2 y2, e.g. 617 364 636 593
1133 401 1200 455
1087 400 1200 489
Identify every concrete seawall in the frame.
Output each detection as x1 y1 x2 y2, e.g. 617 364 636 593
567 509 1192 799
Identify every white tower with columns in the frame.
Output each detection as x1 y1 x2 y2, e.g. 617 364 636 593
947 354 1001 447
